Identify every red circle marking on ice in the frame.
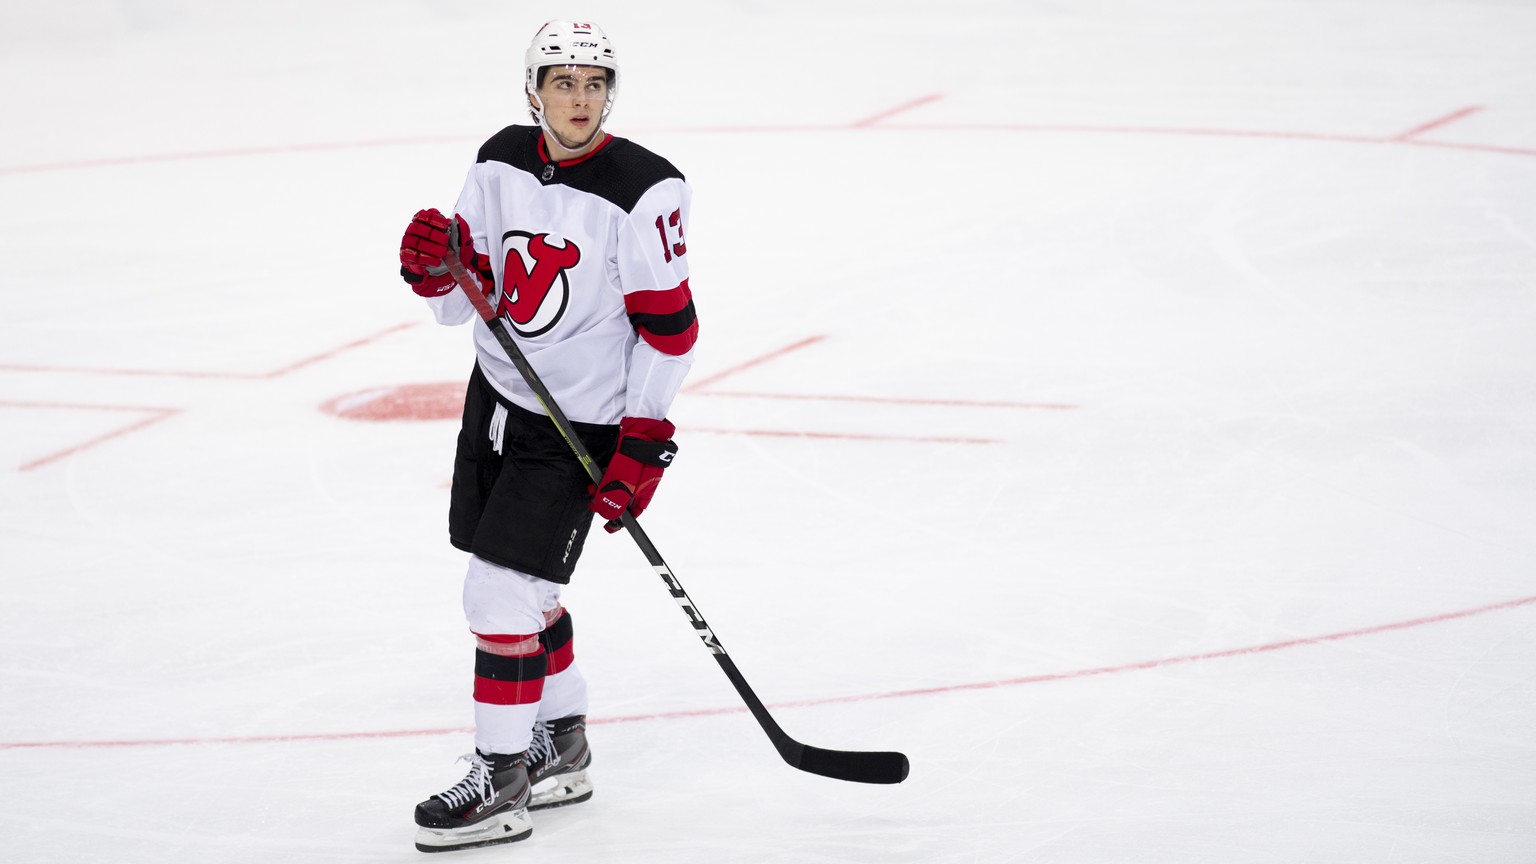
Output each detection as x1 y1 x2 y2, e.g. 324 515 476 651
320 382 461 421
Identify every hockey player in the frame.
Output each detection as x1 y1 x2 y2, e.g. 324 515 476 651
396 20 698 853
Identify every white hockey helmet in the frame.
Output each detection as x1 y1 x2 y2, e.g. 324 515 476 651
525 21 620 124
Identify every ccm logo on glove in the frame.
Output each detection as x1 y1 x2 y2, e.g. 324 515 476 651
591 417 678 529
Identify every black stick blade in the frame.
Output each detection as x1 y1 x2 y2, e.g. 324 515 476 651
794 745 911 784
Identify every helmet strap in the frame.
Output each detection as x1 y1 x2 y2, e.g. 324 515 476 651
528 84 612 158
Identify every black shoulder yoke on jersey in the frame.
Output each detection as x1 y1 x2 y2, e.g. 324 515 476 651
476 125 685 214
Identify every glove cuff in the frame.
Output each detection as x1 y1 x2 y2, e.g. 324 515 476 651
618 416 676 441
402 265 454 297
616 416 677 467
618 436 678 467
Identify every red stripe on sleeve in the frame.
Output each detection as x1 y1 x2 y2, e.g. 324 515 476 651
624 280 691 316
625 279 698 356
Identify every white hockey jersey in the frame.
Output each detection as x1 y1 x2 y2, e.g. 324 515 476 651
424 126 698 425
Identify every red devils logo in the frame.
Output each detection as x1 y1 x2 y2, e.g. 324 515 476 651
497 231 580 337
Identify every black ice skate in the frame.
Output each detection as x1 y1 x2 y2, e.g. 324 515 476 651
526 715 593 810
413 751 532 853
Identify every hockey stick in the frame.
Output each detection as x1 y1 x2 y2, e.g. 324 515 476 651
439 237 909 785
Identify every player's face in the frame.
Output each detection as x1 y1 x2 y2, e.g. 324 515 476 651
538 65 611 153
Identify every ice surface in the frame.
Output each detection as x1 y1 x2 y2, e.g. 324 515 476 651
3 1 1535 861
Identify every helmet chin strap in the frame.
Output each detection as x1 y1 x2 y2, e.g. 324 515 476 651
547 122 604 154
529 90 610 157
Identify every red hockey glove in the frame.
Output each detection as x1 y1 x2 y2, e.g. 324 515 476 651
591 417 678 530
398 208 492 298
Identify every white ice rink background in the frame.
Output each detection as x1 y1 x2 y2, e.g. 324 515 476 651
3 1 1535 861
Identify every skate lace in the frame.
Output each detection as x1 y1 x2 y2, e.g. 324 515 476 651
526 722 557 770
436 753 496 810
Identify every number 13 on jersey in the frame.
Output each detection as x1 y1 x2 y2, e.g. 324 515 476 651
654 208 687 263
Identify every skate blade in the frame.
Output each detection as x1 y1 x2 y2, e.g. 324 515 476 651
414 808 532 853
529 769 594 811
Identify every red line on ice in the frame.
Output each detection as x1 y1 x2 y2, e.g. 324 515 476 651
831 592 1536 705
851 93 944 127
2 324 414 468
2 401 182 472
263 322 420 377
6 112 1535 180
0 322 417 381
689 426 1002 445
0 137 473 176
682 335 827 392
694 390 1077 411
5 593 1532 751
1393 106 1483 141
644 120 1536 159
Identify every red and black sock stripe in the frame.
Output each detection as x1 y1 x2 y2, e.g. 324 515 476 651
473 641 547 705
540 610 576 675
